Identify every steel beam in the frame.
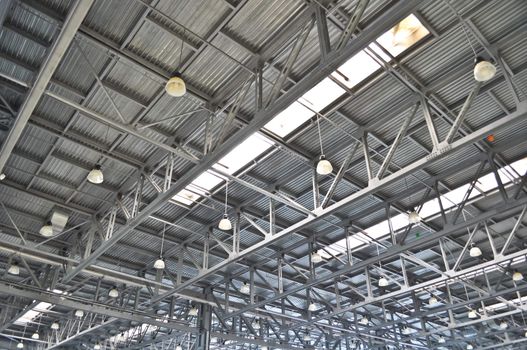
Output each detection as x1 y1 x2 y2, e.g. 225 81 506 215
0 0 94 173
62 0 423 284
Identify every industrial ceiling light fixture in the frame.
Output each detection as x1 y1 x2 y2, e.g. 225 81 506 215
240 282 250 294
303 333 311 342
402 326 411 335
315 115 332 175
75 309 84 318
474 56 496 82
188 305 199 316
513 270 524 281
407 210 421 224
218 181 232 231
166 30 187 97
261 346 268 350
378 276 389 287
252 319 261 330
51 321 59 330
438 336 446 344
93 343 101 350
108 286 119 298
466 344 473 350
17 342 23 349
467 309 478 319
176 345 183 350
429 295 438 306
87 165 104 184
31 332 39 340
39 221 53 237
359 316 369 326
311 251 322 263
499 320 508 329
0 173 6 181
308 302 317 312
8 261 20 275
154 224 166 270
469 243 482 257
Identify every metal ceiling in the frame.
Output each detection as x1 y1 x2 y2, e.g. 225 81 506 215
0 0 526 349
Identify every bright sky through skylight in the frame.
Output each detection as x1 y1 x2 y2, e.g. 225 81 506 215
174 14 430 207
320 158 527 259
14 289 63 325
172 134 274 205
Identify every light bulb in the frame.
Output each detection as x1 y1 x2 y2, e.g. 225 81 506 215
467 309 477 319
311 251 322 263
109 287 119 298
359 316 369 325
240 282 250 294
500 320 508 329
51 321 59 330
469 245 482 257
308 303 317 312
474 57 496 82
218 214 232 231
39 221 54 237
407 210 421 224
8 262 20 275
316 156 333 175
31 332 39 340
94 343 101 350
165 74 186 97
17 343 23 349
513 271 523 281
466 344 473 350
188 306 199 316
154 258 165 270
176 346 182 350
87 165 104 184
0 173 5 180
75 309 84 318
524 330 527 338
429 296 438 306
378 277 389 287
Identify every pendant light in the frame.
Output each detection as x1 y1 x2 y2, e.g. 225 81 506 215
51 321 59 330
154 224 166 270
311 251 322 263
108 286 119 298
240 282 250 294
39 221 54 237
407 210 421 224
359 316 369 326
467 309 477 319
466 344 473 350
94 343 101 350
188 305 199 316
303 333 311 342
499 320 508 329
469 243 482 257
31 332 39 340
308 302 317 312
176 345 183 350
8 261 20 275
512 270 523 281
252 319 261 330
218 181 232 231
428 295 438 306
17 342 23 349
87 165 104 184
315 115 332 175
474 57 496 82
378 276 389 287
166 32 187 97
75 309 84 318
438 336 446 344
262 347 268 350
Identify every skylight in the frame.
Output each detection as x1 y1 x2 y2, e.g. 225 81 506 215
331 50 382 89
320 158 527 259
14 289 63 325
375 14 429 57
172 134 274 205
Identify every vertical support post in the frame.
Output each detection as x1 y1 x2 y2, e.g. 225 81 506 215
196 300 211 350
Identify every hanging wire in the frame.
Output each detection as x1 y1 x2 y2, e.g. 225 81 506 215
316 114 325 155
224 181 229 215
160 224 166 258
444 0 477 57
178 29 185 72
